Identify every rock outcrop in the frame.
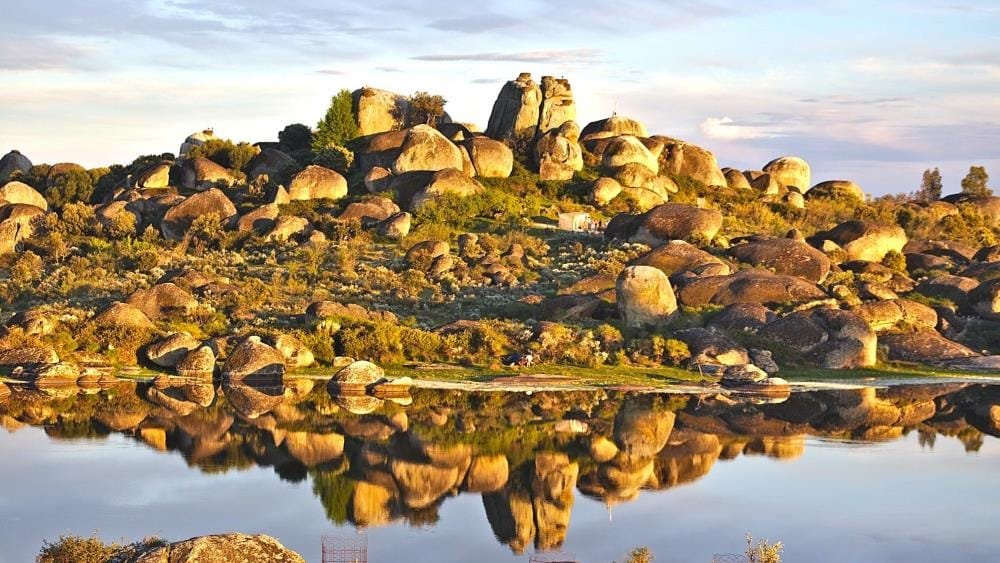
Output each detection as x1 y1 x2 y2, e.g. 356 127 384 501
617 265 677 328
486 73 543 142
811 220 908 262
287 165 348 201
133 533 304 563
727 237 831 283
763 156 811 192
606 203 723 245
392 125 464 175
0 150 32 183
535 121 583 181
160 188 237 240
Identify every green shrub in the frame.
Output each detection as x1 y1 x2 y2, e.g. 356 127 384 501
188 138 258 171
314 89 358 150
46 169 94 209
279 123 313 151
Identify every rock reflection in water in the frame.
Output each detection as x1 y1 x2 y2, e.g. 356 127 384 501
1 377 999 554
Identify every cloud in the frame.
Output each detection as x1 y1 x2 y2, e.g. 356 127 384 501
428 14 521 33
0 38 90 70
412 49 601 63
376 66 402 73
700 117 780 141
315 69 345 75
470 78 503 84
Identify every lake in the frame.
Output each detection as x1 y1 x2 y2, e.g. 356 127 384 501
1 378 998 562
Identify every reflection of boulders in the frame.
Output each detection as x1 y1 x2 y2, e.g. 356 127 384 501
284 431 345 466
335 394 384 415
484 483 536 555
653 429 723 489
390 457 465 509
351 475 398 527
223 377 284 419
531 452 578 551
465 455 510 493
613 397 675 462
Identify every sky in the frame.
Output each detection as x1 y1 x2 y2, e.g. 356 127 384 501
2 0 999 196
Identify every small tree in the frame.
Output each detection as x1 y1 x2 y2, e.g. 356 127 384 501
915 167 942 202
408 91 447 126
46 169 95 209
961 165 992 197
278 123 313 151
313 89 358 150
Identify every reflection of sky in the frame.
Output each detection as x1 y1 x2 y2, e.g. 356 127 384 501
1 427 998 562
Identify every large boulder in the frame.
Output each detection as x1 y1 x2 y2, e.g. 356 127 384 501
676 269 828 308
464 137 514 178
811 220 907 262
657 138 726 187
133 533 304 563
535 121 583 181
408 168 484 210
601 135 658 173
237 203 280 233
90 302 155 331
287 165 347 201
160 188 237 240
674 328 749 366
852 299 938 332
629 240 730 277
353 87 408 136
338 196 400 224
880 330 979 363
220 336 286 379
176 346 216 377
616 265 677 328
0 150 32 183
179 157 234 191
537 76 576 134
808 180 864 201
759 308 876 368
727 238 831 283
244 149 296 181
763 156 811 192
485 72 542 142
913 274 979 308
0 181 47 210
723 168 751 190
581 115 648 140
0 346 60 368
330 360 385 390
969 279 1000 321
126 283 198 320
392 125 464 175
146 332 202 368
606 203 723 245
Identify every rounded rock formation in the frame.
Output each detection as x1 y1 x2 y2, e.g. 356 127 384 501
616 265 678 328
763 156 811 192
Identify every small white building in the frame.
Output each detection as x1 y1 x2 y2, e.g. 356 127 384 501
558 211 591 231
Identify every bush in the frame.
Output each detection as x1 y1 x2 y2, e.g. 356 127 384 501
46 169 94 209
37 534 118 563
313 145 354 175
408 91 447 126
278 123 313 151
314 89 358 150
188 138 258 172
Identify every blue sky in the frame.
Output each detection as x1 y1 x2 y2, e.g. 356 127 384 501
2 0 998 195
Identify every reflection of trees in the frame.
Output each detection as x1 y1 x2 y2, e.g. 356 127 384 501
2 380 1000 553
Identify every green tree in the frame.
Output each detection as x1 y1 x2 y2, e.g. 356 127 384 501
915 167 942 202
278 123 313 151
46 169 95 209
408 91 447 126
313 89 358 150
961 165 992 197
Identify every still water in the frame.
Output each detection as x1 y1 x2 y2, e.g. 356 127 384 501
0 378 998 562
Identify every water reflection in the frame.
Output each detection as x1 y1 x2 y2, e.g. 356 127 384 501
1 377 998 554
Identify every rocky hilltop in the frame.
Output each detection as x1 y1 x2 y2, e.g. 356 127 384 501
0 72 999 385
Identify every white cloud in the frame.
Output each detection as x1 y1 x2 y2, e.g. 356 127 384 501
699 116 780 141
